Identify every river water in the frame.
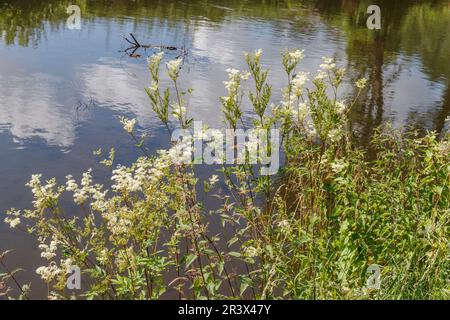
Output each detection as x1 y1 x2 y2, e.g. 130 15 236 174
0 0 449 298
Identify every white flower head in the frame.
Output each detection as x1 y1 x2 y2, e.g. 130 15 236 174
147 51 164 67
288 49 305 63
240 72 251 81
39 238 58 260
120 117 137 134
336 100 347 114
97 249 109 265
168 139 193 165
225 68 240 76
315 70 327 81
111 165 142 193
61 258 73 274
148 80 159 92
255 48 263 60
323 56 334 64
209 174 219 187
5 209 21 229
244 246 259 258
36 263 61 282
328 128 342 142
282 49 306 74
320 56 336 70
26 175 61 211
166 58 183 81
5 217 21 228
356 78 368 89
171 102 187 121
222 68 249 99
292 72 310 96
296 101 310 120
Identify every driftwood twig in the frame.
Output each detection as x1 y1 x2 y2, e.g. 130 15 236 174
121 33 186 59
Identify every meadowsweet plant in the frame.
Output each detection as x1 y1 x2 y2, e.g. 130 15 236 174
2 49 449 300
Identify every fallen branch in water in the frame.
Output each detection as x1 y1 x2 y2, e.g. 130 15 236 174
121 33 186 59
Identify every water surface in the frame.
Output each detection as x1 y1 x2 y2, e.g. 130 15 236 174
0 0 449 298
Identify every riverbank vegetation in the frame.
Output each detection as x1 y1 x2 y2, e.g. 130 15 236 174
2 49 449 300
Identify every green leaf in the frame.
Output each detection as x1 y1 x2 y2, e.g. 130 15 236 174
228 251 241 258
184 254 197 269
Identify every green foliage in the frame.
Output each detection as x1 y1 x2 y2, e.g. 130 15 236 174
3 50 449 300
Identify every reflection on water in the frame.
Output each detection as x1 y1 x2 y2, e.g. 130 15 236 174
318 0 450 137
0 0 449 298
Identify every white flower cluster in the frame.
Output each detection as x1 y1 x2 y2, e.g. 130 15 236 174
315 70 327 81
120 117 137 134
291 72 309 97
282 49 305 76
149 155 171 182
111 154 171 194
280 49 308 111
297 102 310 119
254 48 263 60
288 49 305 66
4 209 21 229
327 127 343 143
61 258 73 274
243 246 259 258
171 101 187 122
97 249 109 265
278 51 319 139
111 166 143 193
244 48 264 66
167 138 194 165
66 169 108 211
245 137 259 162
209 175 219 187
101 159 160 234
320 56 336 70
283 53 353 142
223 68 250 99
38 236 58 260
36 263 61 283
35 235 74 282
335 100 347 115
166 58 182 81
26 175 62 211
103 209 132 236
356 78 368 89
148 80 159 93
147 51 164 70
